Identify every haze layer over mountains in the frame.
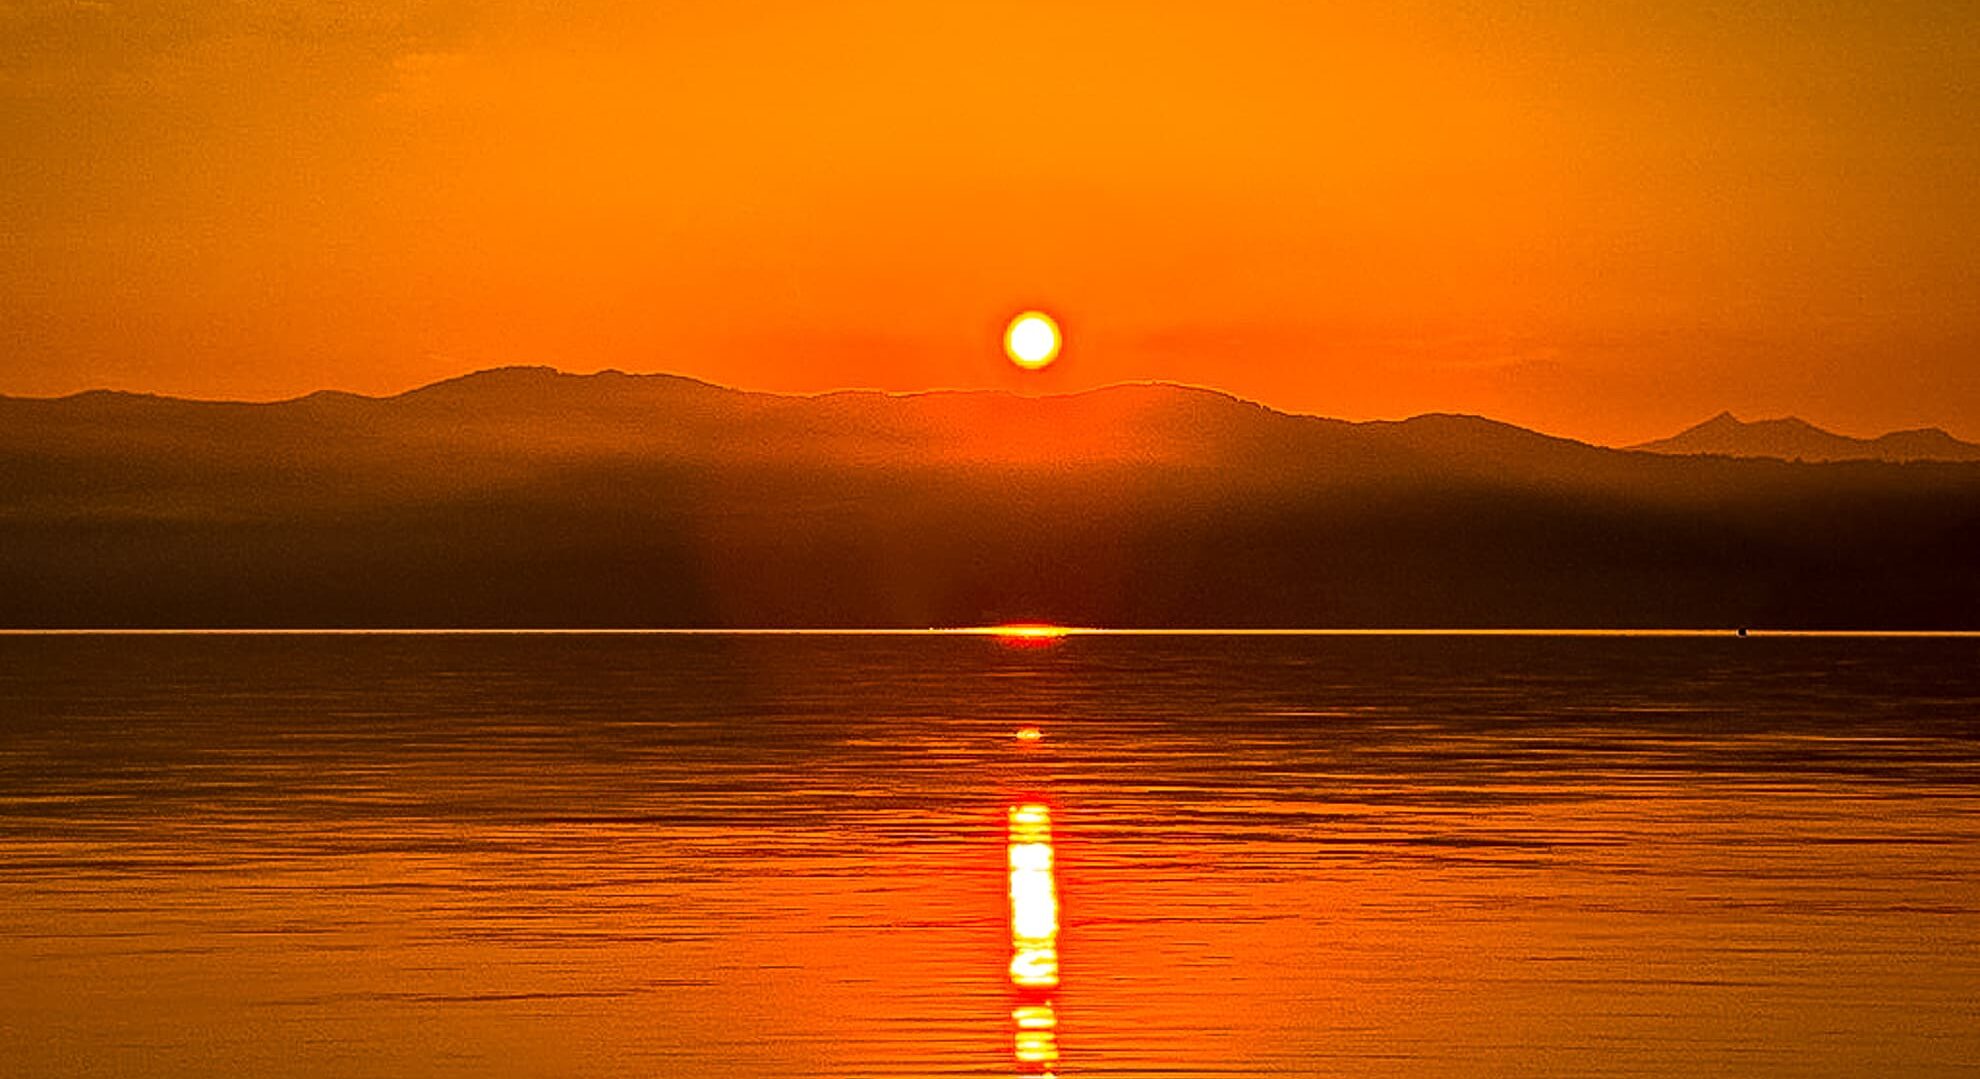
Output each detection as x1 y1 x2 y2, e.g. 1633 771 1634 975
3 368 1976 628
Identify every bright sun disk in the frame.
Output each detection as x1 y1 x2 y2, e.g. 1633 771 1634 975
1005 312 1061 370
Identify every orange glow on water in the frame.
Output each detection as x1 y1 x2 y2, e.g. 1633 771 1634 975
1015 727 1043 743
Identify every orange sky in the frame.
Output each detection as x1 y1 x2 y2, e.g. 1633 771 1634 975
3 1 1976 444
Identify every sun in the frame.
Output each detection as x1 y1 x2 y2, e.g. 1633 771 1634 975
1004 311 1061 370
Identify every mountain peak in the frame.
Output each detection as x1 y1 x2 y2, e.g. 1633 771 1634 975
1639 411 1980 463
393 366 736 407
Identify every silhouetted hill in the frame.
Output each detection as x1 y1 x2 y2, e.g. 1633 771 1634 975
1637 411 1980 462
3 368 1977 628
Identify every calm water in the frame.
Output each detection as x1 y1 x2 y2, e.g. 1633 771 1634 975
2 633 1978 1078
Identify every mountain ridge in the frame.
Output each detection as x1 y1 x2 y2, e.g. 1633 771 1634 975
3 367 1977 628
15 368 1974 460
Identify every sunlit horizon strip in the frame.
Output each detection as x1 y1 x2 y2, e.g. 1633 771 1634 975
4 628 1977 638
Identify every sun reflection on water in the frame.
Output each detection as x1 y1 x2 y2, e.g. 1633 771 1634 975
989 624 1073 650
1013 1001 1060 1072
1009 802 1061 1074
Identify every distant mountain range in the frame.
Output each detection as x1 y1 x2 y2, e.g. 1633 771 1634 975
1636 412 1980 463
2 367 1977 628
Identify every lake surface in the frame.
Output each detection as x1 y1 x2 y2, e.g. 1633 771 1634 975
2 632 1977 1077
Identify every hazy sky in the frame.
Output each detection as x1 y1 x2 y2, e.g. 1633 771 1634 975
4 0 1976 443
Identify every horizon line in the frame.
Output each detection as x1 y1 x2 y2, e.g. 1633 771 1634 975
2 628 1977 638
